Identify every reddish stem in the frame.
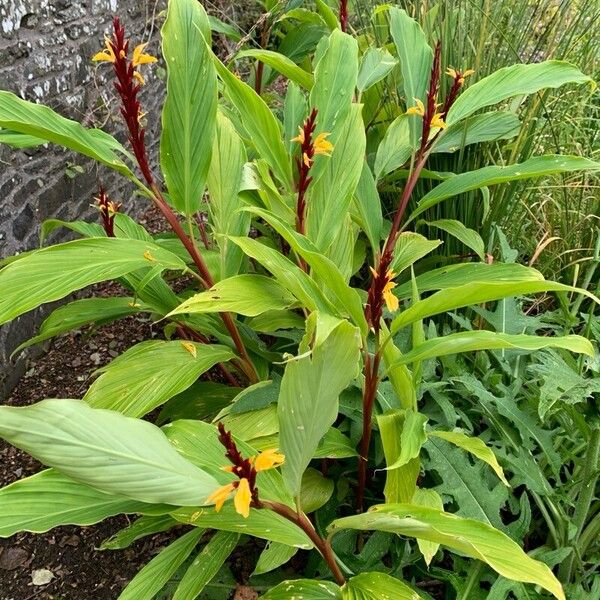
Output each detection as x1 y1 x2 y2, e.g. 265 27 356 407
340 0 349 32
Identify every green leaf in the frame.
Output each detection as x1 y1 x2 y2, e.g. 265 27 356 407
432 112 521 153
377 411 419 503
309 29 358 139
300 468 334 513
160 0 216 214
307 105 366 253
229 236 337 314
389 8 433 146
214 57 292 189
384 410 429 470
253 542 298 576
314 428 358 459
409 155 600 222
207 112 250 278
353 162 383 252
174 506 312 548
168 275 297 318
84 341 234 417
12 297 146 356
411 488 443 566
329 504 565 600
100 515 178 550
423 219 485 261
261 580 342 599
0 238 186 326
357 47 398 93
0 469 161 538
0 399 219 505
391 232 442 274
447 60 593 125
172 531 239 600
315 0 339 31
118 528 204 600
284 81 308 155
429 430 509 486
0 91 134 178
343 572 422 600
279 319 361 497
243 207 367 334
374 114 415 180
390 279 599 334
236 49 314 89
393 262 545 299
0 128 45 147
387 331 594 366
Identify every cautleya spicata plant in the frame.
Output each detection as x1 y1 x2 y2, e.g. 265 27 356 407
0 1 598 597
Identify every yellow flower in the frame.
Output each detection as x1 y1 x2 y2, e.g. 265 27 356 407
313 132 334 157
383 270 399 312
291 126 305 145
406 98 425 117
234 478 252 518
206 482 236 512
446 67 458 79
430 113 447 130
446 67 475 86
303 152 311 167
92 37 116 63
254 448 285 472
132 43 157 66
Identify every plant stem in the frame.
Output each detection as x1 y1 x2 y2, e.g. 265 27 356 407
458 562 483 599
261 500 346 586
150 185 259 384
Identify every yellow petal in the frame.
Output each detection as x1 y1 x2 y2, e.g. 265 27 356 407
234 478 252 518
314 132 334 156
132 43 157 66
303 152 312 168
92 37 116 63
431 113 447 129
369 266 378 279
133 70 146 85
406 98 425 117
291 126 305 145
446 67 458 79
383 286 399 312
462 69 475 78
254 448 285 471
207 483 235 512
143 250 156 262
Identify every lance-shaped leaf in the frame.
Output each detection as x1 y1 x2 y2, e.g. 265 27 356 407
279 320 361 497
429 430 509 486
0 400 219 505
0 469 164 538
0 238 186 326
391 232 442 274
168 275 297 318
343 572 422 600
447 60 593 125
432 111 521 154
101 515 178 550
13 297 147 356
236 49 314 89
214 57 292 189
306 105 366 253
0 128 45 148
423 219 485 261
357 47 398 93
374 114 415 181
389 8 433 146
84 341 234 417
353 162 383 253
253 542 298 576
411 488 444 566
309 29 358 139
382 410 429 471
118 529 204 600
207 112 250 279
172 531 240 600
409 155 600 221
0 91 133 178
386 332 594 366
161 0 217 214
390 279 599 333
329 504 565 600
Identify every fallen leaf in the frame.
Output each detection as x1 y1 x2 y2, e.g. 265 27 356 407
31 568 54 586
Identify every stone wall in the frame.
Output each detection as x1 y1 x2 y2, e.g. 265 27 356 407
0 0 166 397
